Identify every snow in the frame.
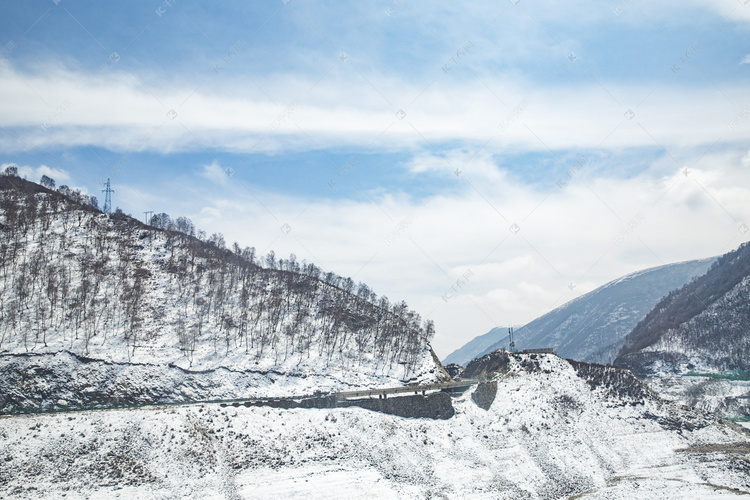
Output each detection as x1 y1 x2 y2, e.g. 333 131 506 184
1 354 748 499
645 374 750 420
238 467 401 499
0 195 445 407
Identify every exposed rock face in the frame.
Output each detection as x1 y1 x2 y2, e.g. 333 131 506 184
444 363 464 379
566 359 655 402
462 350 511 379
0 351 439 415
0 350 459 419
342 392 455 420
471 381 497 410
0 351 229 413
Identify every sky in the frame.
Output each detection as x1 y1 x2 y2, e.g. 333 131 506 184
1 0 749 359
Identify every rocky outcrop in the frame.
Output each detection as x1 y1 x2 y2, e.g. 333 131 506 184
341 392 455 419
567 359 655 402
231 392 456 419
471 381 497 410
444 363 464 380
1 350 459 419
462 350 511 379
0 351 396 414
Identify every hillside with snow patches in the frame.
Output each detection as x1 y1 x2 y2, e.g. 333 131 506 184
611 242 750 420
1 352 749 499
0 176 444 413
444 258 715 367
616 240 750 376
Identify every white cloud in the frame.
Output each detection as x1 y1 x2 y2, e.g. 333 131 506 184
2 163 71 184
0 63 747 157
120 146 750 358
406 150 509 184
691 0 750 22
742 54 750 65
200 160 230 186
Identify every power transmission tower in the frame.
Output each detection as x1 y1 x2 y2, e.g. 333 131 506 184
144 211 154 224
508 326 516 353
102 178 114 214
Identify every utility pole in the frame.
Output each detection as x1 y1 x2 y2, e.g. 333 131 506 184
102 178 114 214
508 326 516 353
144 211 154 225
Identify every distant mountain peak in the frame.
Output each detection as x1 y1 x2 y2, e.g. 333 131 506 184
444 258 716 367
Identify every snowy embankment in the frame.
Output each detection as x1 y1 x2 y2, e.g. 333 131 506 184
1 354 748 499
0 347 442 414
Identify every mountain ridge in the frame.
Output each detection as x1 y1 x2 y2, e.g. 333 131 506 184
443 257 715 366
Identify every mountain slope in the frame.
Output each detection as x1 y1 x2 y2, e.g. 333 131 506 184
449 258 715 365
442 325 510 367
0 175 444 411
2 353 748 499
615 241 750 376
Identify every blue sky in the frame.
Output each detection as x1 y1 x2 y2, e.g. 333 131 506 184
2 0 750 357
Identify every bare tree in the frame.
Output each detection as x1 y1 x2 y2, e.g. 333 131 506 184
40 175 56 189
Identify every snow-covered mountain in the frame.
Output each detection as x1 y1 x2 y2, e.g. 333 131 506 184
0 175 444 413
441 325 512 367
615 240 750 376
445 258 715 366
2 352 748 499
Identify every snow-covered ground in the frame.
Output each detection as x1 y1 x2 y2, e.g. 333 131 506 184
642 373 750 422
1 354 748 499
